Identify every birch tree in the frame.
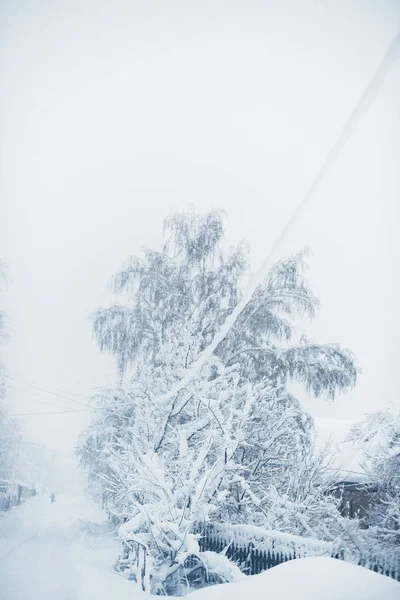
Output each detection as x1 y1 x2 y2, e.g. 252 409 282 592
79 210 358 593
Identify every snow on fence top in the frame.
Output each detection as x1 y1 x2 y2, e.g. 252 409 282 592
192 521 336 559
192 521 400 581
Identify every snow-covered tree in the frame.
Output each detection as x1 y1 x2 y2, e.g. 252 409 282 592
0 406 21 481
0 259 9 400
79 210 358 593
0 260 21 483
349 408 400 553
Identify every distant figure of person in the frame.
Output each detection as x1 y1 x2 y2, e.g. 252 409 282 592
50 492 56 503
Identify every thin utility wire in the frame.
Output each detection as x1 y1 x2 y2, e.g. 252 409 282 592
9 408 95 416
19 437 74 459
6 375 92 407
6 376 135 419
40 384 90 400
154 30 400 411
8 384 86 412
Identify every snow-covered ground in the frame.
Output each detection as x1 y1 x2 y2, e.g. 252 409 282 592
0 494 135 600
192 556 400 600
1 495 398 599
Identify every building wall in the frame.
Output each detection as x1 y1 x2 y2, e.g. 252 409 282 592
331 482 379 521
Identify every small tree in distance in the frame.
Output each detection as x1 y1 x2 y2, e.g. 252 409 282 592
79 209 358 594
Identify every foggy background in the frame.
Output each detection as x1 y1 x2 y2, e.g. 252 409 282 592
1 0 399 457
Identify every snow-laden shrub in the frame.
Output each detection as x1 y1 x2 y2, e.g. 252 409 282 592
116 511 244 595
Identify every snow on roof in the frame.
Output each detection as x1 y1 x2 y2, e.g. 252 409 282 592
0 478 35 489
314 418 369 484
13 479 36 489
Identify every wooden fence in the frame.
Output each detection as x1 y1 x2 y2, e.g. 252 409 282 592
192 521 400 582
103 499 400 584
0 479 36 512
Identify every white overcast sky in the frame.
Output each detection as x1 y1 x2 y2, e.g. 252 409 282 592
1 1 399 456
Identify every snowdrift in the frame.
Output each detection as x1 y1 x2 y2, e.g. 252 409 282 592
190 556 400 600
78 555 400 600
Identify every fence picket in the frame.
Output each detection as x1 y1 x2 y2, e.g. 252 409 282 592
191 521 400 582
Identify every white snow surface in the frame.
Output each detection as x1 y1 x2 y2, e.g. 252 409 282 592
0 494 136 600
191 556 400 600
1 496 398 599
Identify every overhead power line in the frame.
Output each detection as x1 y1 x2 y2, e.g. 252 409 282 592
9 408 95 416
153 30 400 417
8 384 85 412
6 377 133 419
39 384 90 400
6 375 92 407
19 437 74 459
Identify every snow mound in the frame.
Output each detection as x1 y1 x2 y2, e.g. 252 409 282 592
190 556 400 600
77 566 147 600
200 551 246 582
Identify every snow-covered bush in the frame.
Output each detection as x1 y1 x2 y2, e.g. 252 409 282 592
117 512 245 594
349 408 400 554
79 210 358 594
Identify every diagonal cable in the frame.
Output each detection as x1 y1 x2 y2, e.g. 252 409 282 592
154 31 400 414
